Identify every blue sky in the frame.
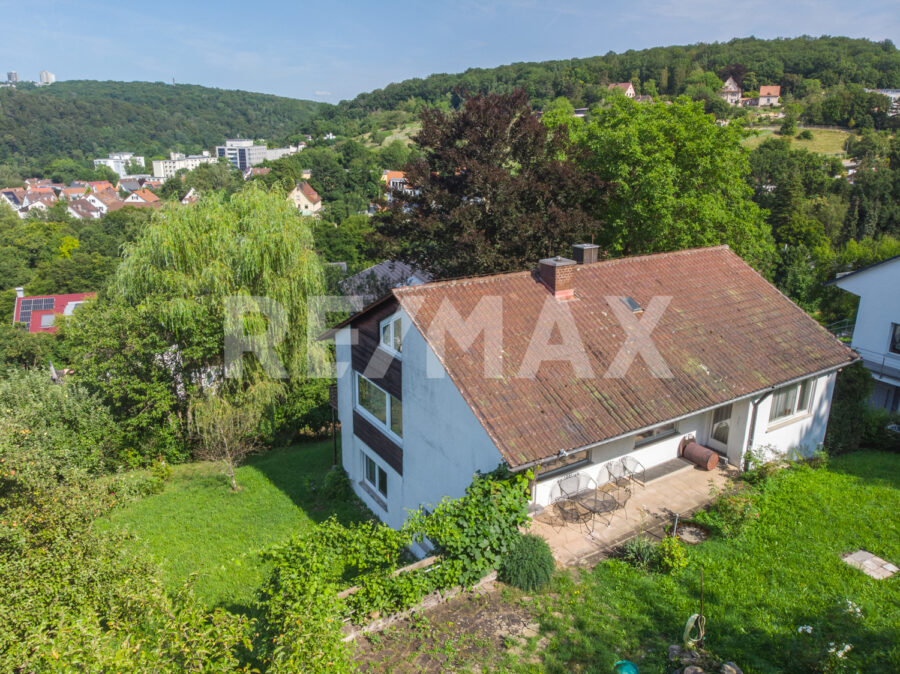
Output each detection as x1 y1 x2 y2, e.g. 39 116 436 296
1 0 898 102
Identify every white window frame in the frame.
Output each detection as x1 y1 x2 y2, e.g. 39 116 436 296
379 313 403 358
768 378 816 426
633 422 678 448
362 451 388 500
354 371 402 441
889 323 900 356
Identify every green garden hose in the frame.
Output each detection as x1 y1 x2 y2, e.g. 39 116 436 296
683 613 706 649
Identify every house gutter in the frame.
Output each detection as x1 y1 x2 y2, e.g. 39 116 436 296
509 359 858 474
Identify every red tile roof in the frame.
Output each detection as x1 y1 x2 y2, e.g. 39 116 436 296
385 246 855 469
131 188 160 203
88 180 115 192
759 85 781 97
297 181 321 204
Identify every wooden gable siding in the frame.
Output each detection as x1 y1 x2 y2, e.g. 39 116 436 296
353 411 403 475
350 297 402 400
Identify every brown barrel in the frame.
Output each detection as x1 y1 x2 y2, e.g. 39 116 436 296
681 441 719 471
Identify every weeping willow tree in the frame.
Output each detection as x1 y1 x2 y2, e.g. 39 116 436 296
74 184 331 456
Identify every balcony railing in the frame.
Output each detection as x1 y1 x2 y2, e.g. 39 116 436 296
855 346 900 383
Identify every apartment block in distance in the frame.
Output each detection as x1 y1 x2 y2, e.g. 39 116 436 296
152 151 219 179
93 152 145 178
215 139 301 170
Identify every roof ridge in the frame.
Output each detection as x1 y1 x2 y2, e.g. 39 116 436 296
394 245 733 293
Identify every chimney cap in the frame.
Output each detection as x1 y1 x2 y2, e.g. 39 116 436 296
15 287 24 298
539 256 576 268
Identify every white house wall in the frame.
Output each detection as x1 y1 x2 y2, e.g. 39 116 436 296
335 309 503 531
401 312 504 523
748 372 837 461
834 264 900 378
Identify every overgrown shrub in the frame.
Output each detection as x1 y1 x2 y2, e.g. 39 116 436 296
0 369 125 482
797 129 814 140
825 362 873 454
622 535 656 569
150 458 173 483
653 535 688 573
322 465 353 500
693 483 759 538
499 532 555 591
405 466 532 585
0 467 251 671
256 468 532 669
860 406 900 452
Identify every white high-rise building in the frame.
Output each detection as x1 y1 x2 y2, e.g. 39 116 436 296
93 152 145 178
39 71 55 85
7 71 18 83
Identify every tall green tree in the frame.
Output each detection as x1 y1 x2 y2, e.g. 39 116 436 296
64 185 331 458
555 96 776 273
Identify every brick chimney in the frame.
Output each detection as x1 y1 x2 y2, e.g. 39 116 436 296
572 243 599 265
539 256 577 299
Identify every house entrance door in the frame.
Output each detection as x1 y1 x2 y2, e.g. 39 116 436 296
707 404 732 454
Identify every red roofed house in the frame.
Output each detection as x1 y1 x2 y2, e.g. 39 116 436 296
607 82 636 98
13 288 96 333
87 188 126 214
88 180 115 193
287 181 322 215
60 185 90 200
758 85 781 106
125 188 161 205
324 245 857 534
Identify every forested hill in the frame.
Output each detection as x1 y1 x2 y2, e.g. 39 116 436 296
332 36 900 114
0 81 325 173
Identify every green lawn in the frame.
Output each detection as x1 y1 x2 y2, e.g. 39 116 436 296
742 127 851 155
515 452 900 673
100 439 366 611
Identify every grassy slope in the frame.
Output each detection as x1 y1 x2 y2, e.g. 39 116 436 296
522 452 899 673
100 439 366 611
742 128 851 155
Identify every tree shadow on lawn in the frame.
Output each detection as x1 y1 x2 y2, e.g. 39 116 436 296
825 451 900 490
245 438 369 526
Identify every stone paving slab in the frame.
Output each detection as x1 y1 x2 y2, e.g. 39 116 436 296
842 550 897 579
531 462 737 567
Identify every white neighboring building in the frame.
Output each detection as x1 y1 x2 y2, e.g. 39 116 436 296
39 71 55 85
215 139 301 170
93 152 145 178
152 151 218 179
827 255 900 411
719 76 741 105
325 245 856 534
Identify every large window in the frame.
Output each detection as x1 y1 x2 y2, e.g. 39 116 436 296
634 423 677 447
890 323 900 355
769 379 815 424
380 314 402 355
355 372 402 438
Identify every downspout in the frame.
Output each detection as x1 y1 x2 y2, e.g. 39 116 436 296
743 392 771 472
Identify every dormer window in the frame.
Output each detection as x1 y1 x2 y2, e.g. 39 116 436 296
380 314 402 356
